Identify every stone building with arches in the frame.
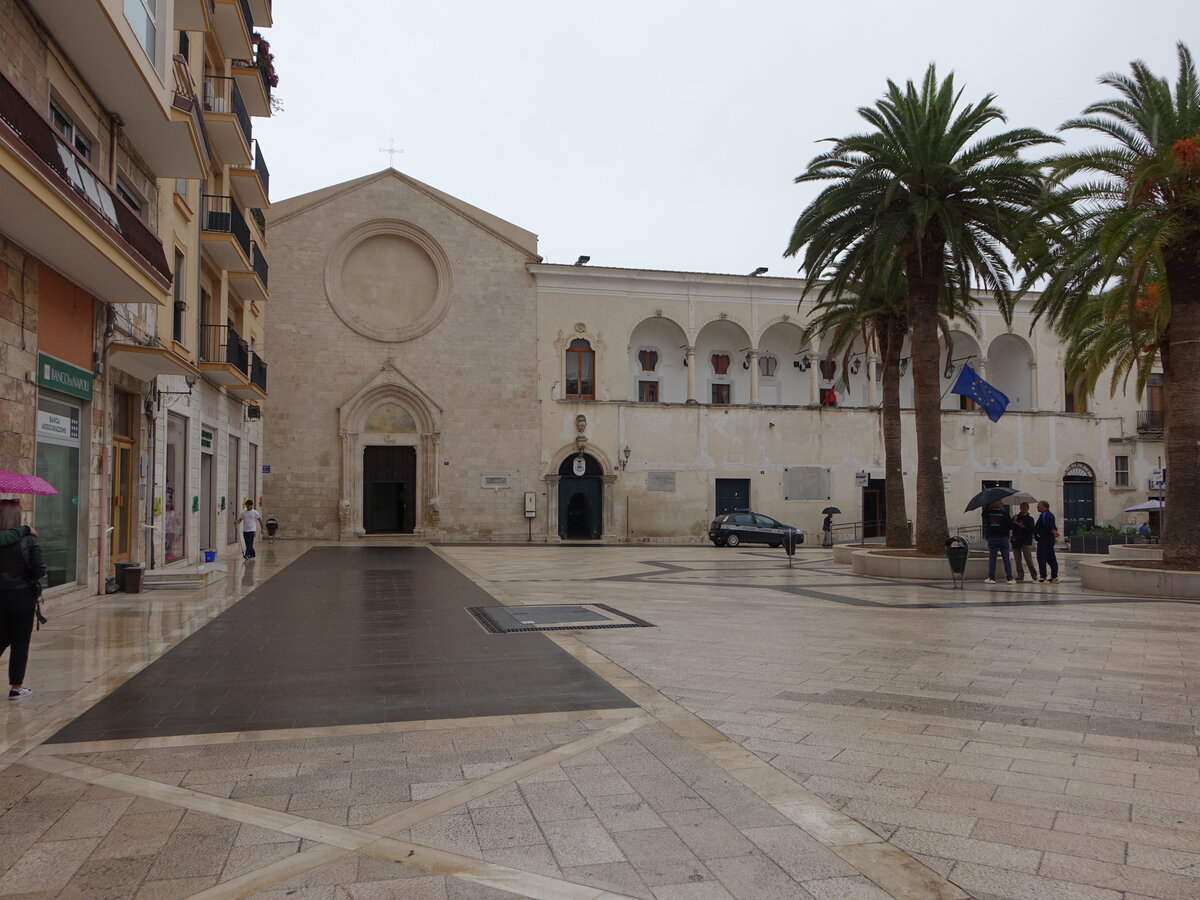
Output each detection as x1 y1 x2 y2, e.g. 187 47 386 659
265 170 1165 543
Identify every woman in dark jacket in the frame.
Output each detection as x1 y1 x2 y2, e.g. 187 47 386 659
0 499 44 698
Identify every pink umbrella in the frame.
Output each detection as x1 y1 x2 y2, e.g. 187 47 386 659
0 469 58 495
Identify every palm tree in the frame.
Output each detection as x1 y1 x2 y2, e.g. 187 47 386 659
1024 43 1200 567
787 66 1057 554
801 276 911 547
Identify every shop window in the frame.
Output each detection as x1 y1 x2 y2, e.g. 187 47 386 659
35 395 82 588
712 383 731 405
711 353 730 376
638 380 659 402
565 339 594 400
1114 455 1130 487
638 349 659 372
758 354 778 378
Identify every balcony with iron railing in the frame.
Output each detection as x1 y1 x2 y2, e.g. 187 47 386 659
0 66 171 303
230 240 269 304
249 352 268 393
202 75 252 164
1137 409 1164 434
230 138 269 208
198 324 251 386
201 194 252 271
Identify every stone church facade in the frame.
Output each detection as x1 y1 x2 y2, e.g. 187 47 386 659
266 170 1165 543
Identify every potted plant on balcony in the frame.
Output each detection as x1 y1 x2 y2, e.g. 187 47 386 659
252 33 279 88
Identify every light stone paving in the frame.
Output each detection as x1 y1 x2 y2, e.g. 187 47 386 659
0 541 1195 899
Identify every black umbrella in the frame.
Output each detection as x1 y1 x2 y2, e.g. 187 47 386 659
964 486 1018 512
822 506 841 515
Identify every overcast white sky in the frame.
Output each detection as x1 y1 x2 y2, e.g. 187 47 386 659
255 1 1194 275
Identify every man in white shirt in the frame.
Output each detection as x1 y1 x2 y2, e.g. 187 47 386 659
238 500 263 559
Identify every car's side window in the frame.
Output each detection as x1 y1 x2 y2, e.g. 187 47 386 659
754 515 776 528
731 514 753 526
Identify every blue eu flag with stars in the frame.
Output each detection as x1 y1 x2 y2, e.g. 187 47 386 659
951 364 1010 423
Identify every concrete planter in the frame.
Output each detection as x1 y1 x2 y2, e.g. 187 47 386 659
1079 557 1200 599
850 548 990 581
1107 545 1163 561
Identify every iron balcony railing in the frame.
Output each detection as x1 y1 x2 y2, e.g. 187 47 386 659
0 68 171 283
235 0 253 34
1137 409 1164 433
199 323 249 373
251 138 269 195
202 75 252 148
249 352 267 392
201 194 252 261
250 241 269 288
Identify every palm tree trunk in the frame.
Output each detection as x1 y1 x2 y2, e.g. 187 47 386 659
1161 252 1200 567
908 253 950 555
881 315 910 547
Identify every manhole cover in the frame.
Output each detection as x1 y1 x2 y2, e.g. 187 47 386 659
468 604 653 633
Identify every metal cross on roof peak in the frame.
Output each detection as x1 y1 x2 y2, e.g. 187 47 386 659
379 139 403 165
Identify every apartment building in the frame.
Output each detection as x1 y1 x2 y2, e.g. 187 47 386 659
0 0 273 601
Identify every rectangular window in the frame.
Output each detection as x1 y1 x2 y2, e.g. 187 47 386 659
116 177 144 218
638 381 659 403
125 0 157 63
711 383 731 405
1114 455 1130 487
172 250 186 344
49 101 92 160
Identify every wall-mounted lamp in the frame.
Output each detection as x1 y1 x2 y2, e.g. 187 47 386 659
748 266 768 276
621 445 631 470
682 356 688 367
795 354 811 372
574 255 591 266
850 357 861 375
159 373 197 398
899 358 910 376
768 422 776 428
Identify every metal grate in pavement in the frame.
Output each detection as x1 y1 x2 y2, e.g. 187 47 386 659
468 603 654 633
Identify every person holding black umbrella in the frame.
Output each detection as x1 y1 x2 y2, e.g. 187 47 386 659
821 506 840 547
981 500 1014 584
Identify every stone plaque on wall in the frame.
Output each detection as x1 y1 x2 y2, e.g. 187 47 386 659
647 471 676 492
782 466 831 500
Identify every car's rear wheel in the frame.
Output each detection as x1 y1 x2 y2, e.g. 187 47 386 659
726 533 740 547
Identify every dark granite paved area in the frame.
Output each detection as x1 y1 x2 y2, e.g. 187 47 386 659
49 546 634 742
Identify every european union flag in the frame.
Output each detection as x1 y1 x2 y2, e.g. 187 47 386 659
951 364 1010 423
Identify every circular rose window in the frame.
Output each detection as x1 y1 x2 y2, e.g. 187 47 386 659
324 220 453 342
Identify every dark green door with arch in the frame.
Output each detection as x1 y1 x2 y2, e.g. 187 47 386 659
558 454 603 540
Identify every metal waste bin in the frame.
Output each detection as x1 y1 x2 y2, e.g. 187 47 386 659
124 565 145 594
946 536 970 590
783 529 798 565
265 516 279 541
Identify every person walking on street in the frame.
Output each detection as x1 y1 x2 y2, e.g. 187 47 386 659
1010 502 1036 582
0 500 44 699
1034 500 1060 583
822 513 833 548
982 501 1014 584
238 499 262 560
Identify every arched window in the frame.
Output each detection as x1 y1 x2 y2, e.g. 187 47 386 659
711 353 731 375
565 339 595 400
758 354 778 378
638 349 659 372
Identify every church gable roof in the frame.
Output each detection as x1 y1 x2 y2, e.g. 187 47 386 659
267 168 540 260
